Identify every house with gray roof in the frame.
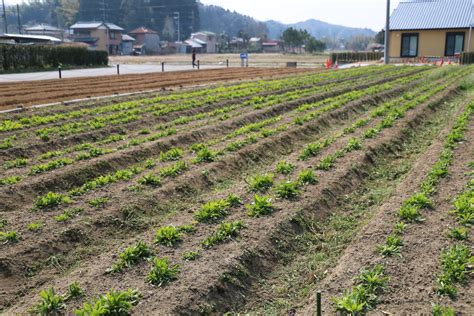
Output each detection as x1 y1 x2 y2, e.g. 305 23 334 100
70 22 124 54
389 0 473 59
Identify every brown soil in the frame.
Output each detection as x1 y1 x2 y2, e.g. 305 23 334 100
0 68 312 110
0 66 470 315
302 98 473 315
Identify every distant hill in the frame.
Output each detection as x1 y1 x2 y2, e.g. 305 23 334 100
198 5 268 38
266 19 376 40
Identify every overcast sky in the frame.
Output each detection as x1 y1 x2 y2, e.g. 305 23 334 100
4 0 401 31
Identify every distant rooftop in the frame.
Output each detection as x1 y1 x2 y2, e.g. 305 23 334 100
129 27 158 34
24 24 62 32
0 33 62 42
70 22 124 31
390 0 473 30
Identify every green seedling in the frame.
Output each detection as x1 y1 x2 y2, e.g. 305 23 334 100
110 241 152 273
275 181 300 199
88 197 109 208
35 192 71 209
195 199 231 222
147 257 180 287
246 195 274 218
31 288 65 315
160 148 184 162
377 234 403 257
66 282 85 300
276 161 295 175
75 289 140 315
0 231 18 244
27 222 43 232
448 227 469 241
183 251 201 261
154 226 183 247
138 174 162 186
297 169 318 185
248 173 274 192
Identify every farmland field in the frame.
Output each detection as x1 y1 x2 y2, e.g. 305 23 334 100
0 65 473 314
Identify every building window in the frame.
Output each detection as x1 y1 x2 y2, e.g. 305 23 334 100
445 32 464 56
401 33 418 57
109 32 116 40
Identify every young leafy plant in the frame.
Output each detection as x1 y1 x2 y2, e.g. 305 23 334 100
0 231 18 244
138 174 162 186
248 173 274 192
447 227 469 241
246 195 274 218
31 288 65 315
154 226 183 247
88 197 109 208
194 146 218 163
65 282 85 300
35 192 71 210
195 199 231 222
27 222 43 232
274 181 300 199
202 221 246 248
297 169 318 185
110 241 153 273
160 148 184 162
147 257 180 287
275 161 295 175
377 234 403 257
75 289 140 315
316 155 337 171
183 251 201 261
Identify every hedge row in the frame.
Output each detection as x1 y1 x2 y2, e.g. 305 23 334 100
0 45 109 72
460 52 474 65
331 52 384 64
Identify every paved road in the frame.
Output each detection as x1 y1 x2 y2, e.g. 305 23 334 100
0 63 225 83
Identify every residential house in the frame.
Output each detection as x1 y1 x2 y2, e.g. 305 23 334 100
262 40 283 53
70 22 124 54
389 0 473 60
24 24 65 39
191 31 217 53
249 37 263 52
129 27 161 55
121 34 135 55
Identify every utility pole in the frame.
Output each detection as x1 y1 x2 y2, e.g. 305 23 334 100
1 0 7 34
174 11 180 41
102 0 109 53
384 0 390 64
16 4 21 34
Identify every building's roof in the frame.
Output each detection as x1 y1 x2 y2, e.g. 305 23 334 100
70 22 124 31
390 0 473 30
122 34 136 41
250 37 262 42
24 24 62 32
191 38 207 45
185 39 203 48
0 33 62 42
129 27 158 34
72 37 99 44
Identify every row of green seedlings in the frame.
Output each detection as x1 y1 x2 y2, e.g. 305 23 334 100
331 97 473 314
23 68 437 213
0 66 388 134
431 163 473 315
0 67 421 178
27 69 436 214
309 77 458 173
28 67 418 141
20 66 401 155
11 70 457 245
30 282 141 316
22 69 366 140
0 67 387 178
94 79 448 292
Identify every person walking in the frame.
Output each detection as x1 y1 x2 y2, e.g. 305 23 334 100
192 49 197 69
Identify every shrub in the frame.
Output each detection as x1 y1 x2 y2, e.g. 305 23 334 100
202 221 246 248
147 257 180 286
246 195 274 218
154 226 183 247
195 199 231 222
31 288 65 315
275 181 300 199
248 173 274 192
75 289 140 315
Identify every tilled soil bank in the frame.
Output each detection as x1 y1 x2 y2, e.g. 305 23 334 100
302 97 473 315
2 73 464 314
0 68 312 109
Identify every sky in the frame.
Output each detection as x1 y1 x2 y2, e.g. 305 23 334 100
4 0 401 31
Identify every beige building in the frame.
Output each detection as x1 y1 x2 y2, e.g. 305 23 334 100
389 0 473 60
70 22 124 55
